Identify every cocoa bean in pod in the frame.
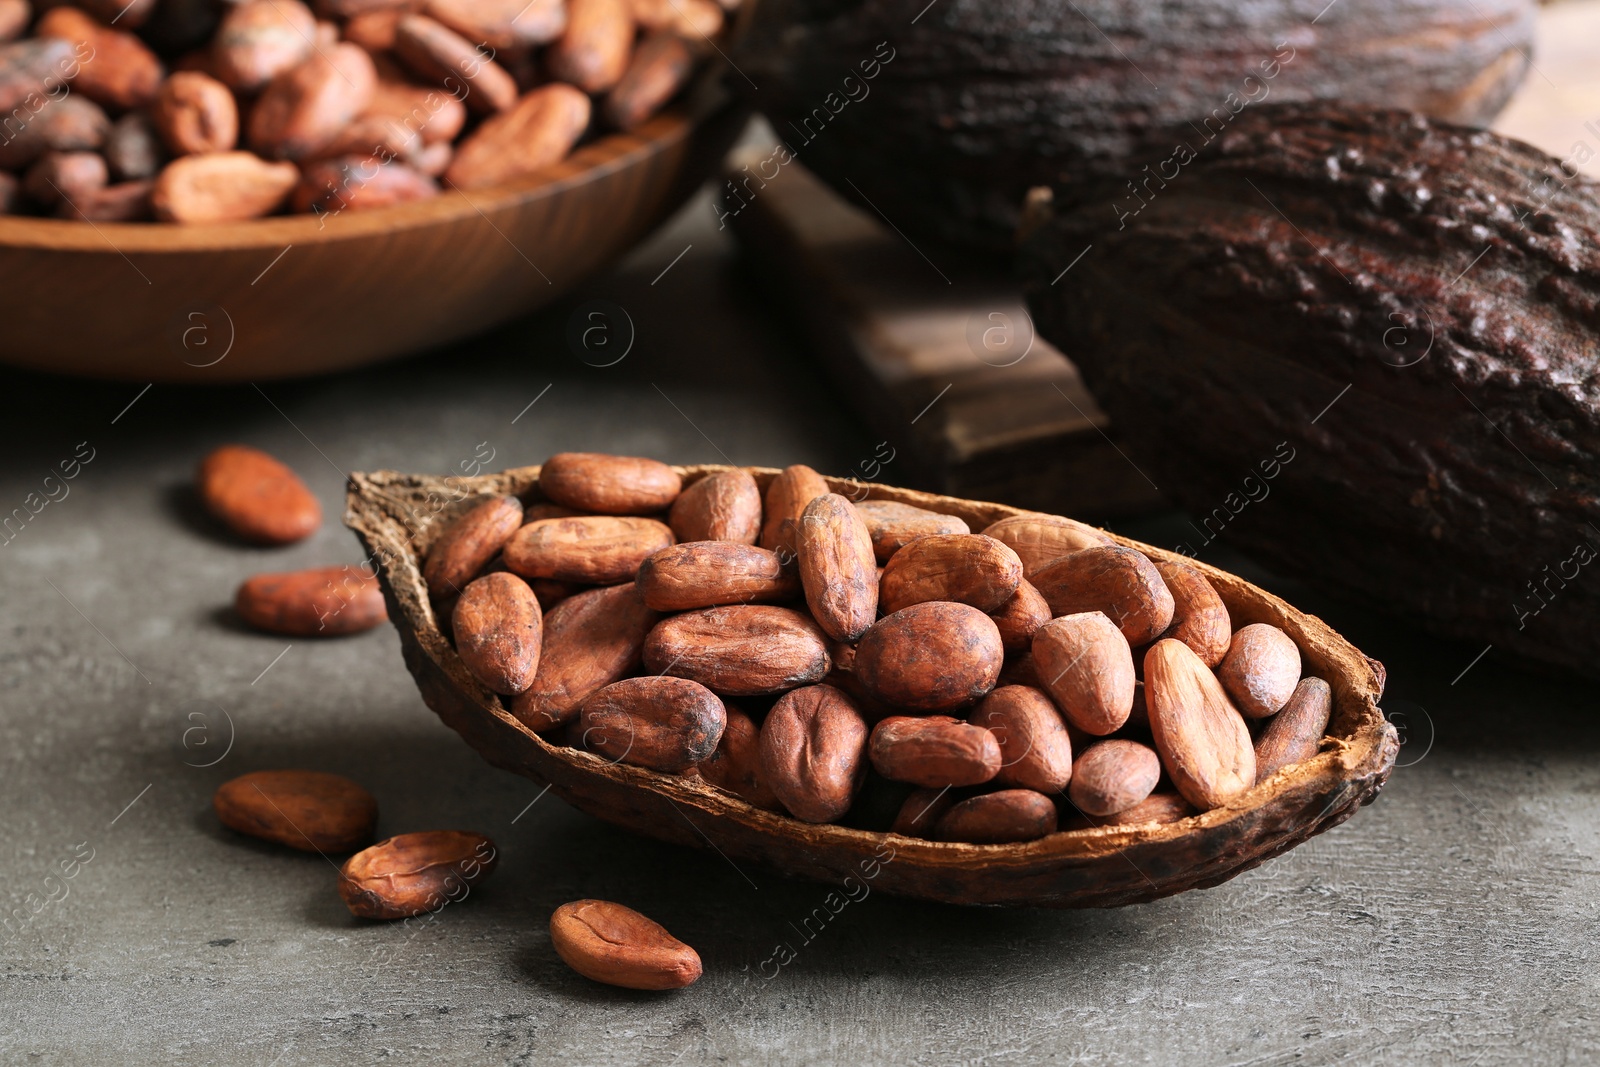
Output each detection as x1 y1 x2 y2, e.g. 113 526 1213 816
889 785 955 838
1254 677 1333 783
549 899 701 990
667 467 761 545
697 706 780 810
1021 103 1600 678
1032 545 1174 647
855 500 969 563
1218 624 1302 719
969 684 1072 794
424 494 524 599
547 0 632 93
213 0 317 91
854 601 1002 712
869 715 1001 788
36 6 164 110
988 578 1050 653
428 0 568 50
1143 639 1255 810
512 582 658 730
196 444 321 544
879 533 1022 615
760 464 829 557
735 0 1534 250
1067 740 1160 817
503 515 674 584
1030 611 1134 736
249 43 377 161
452 572 542 695
338 830 498 920
577 676 725 773
154 71 238 156
759 683 867 823
636 542 799 612
980 514 1111 577
642 604 830 696
213 769 377 852
603 31 692 131
797 492 878 642
935 789 1057 844
235 564 387 636
1151 558 1231 669
151 150 299 222
1099 792 1195 828
539 452 681 514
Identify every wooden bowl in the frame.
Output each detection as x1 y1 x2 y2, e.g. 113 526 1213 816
0 83 746 383
346 465 1399 908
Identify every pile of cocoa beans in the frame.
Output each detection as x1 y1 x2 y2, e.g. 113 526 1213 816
432 453 1337 843
0 0 730 223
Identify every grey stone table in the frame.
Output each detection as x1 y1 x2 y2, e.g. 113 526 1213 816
2 195 1596 1067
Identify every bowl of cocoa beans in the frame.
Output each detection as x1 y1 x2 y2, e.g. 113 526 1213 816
346 453 1398 908
0 0 747 382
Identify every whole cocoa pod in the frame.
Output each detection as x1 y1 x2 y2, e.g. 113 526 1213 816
1024 104 1600 679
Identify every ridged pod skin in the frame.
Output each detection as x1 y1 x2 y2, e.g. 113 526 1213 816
1024 104 1600 678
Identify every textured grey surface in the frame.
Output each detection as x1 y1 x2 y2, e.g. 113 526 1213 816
2 194 1598 1067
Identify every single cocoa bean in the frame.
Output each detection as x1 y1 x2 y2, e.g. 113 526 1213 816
1152 557 1231 668
196 444 321 543
235 564 387 636
424 494 524 599
0 94 110 171
869 715 1001 788
855 499 969 563
1032 545 1175 646
697 705 780 810
213 769 377 852
338 830 498 920
547 0 632 93
980 513 1112 576
103 110 163 180
1067 740 1160 817
393 13 518 114
452 571 542 695
293 153 439 214
797 493 877 642
642 604 830 696
854 601 1003 712
503 515 674 584
36 6 163 110
879 533 1022 615
1030 611 1134 736
629 0 721 37
58 178 150 219
538 452 682 514
577 676 725 773
1099 791 1195 827
249 43 377 160
23 150 105 207
1144 639 1255 810
889 785 955 838
512 582 658 729
1218 623 1302 718
969 684 1073 794
342 9 403 51
154 71 238 156
151 150 299 222
935 789 1057 844
549 899 701 990
1254 676 1332 783
213 0 317 91
759 464 829 557
427 0 567 50
603 31 692 130
759 683 867 823
0 0 27 42
362 77 467 146
636 542 799 612
667 467 761 545
988 578 1050 653
0 38 77 118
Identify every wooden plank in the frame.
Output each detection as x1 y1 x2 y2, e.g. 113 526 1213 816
723 147 1162 519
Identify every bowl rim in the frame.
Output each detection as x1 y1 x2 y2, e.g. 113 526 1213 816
0 79 734 254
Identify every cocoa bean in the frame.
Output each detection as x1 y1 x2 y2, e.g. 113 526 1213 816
393 13 517 114
988 578 1050 653
759 464 828 557
154 70 238 156
427 0 567 50
1031 611 1135 736
969 684 1072 794
539 452 681 515
577 676 725 773
759 683 867 822
512 581 657 729
1152 557 1231 668
935 789 1056 844
424 495 524 599
642 604 830 696
338 830 498 919
503 515 674 584
797 493 877 642
36 6 163 110
855 499 969 562
213 0 317 92
667 467 761 545
1218 623 1302 718
636 542 799 612
889 785 954 838
235 564 387 636
249 43 377 160
697 706 780 810
151 150 299 222
1032 545 1175 646
452 571 542 695
549 899 701 990
980 513 1112 577
213 769 377 852
868 715 1001 788
1067 740 1160 817
196 444 320 544
23 149 105 206
854 601 1002 712
1254 676 1332 783
547 0 632 93
1144 639 1255 810
603 31 692 131
292 153 438 214
103 110 163 180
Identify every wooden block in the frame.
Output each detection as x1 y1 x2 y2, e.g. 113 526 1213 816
722 146 1164 520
